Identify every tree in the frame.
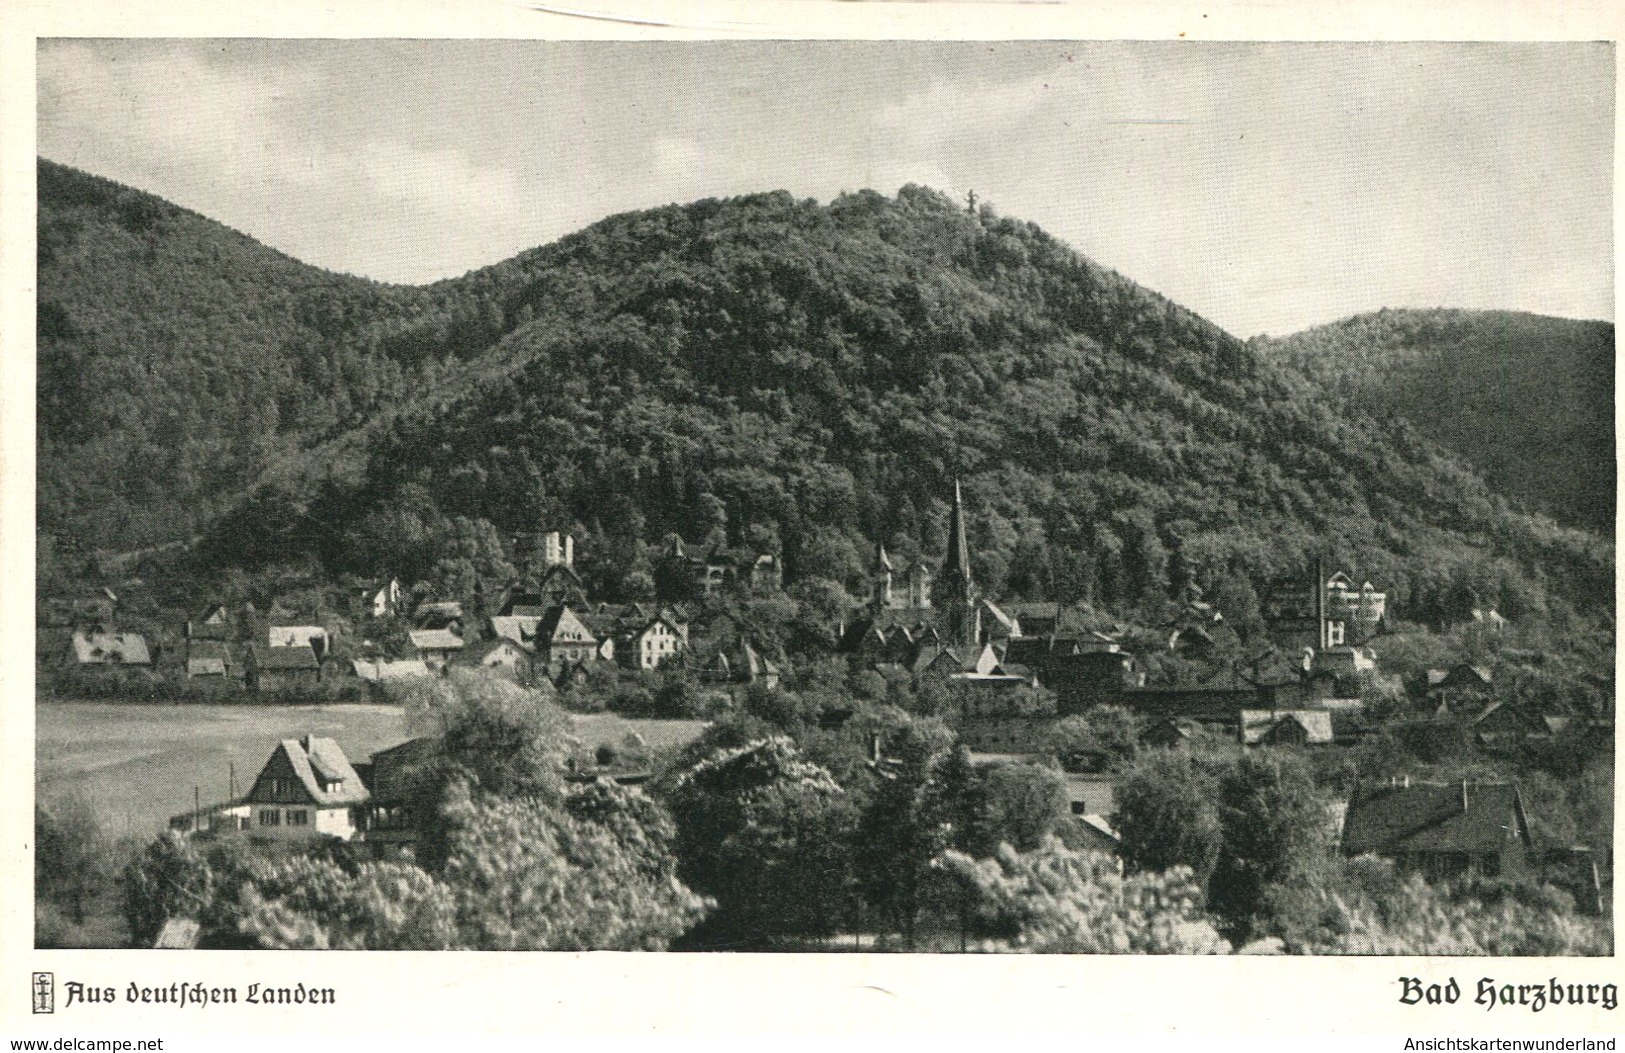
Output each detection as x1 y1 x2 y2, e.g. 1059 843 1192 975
667 736 854 947
1271 856 1610 956
441 791 708 951
233 856 460 950
977 763 1069 854
396 668 573 802
854 720 958 946
122 832 215 948
934 839 1231 953
36 794 113 927
1113 752 1223 886
1051 707 1141 771
216 781 707 951
1207 750 1332 940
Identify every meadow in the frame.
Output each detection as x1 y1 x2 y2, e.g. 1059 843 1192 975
36 701 708 837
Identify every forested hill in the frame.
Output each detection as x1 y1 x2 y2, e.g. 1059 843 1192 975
36 158 1610 623
1253 309 1615 536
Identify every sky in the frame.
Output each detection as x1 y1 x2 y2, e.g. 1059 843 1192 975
35 39 1615 338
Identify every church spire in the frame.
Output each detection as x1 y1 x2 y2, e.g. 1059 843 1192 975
943 478 972 590
938 479 979 647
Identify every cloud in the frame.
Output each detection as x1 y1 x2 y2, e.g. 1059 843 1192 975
37 41 527 283
873 70 1062 149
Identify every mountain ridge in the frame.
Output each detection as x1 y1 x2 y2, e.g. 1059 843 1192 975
1253 307 1615 535
36 158 1612 626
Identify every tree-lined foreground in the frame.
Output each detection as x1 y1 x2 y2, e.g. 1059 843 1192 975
56 671 1607 954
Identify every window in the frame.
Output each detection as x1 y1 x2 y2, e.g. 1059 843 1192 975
285 809 309 826
259 809 281 827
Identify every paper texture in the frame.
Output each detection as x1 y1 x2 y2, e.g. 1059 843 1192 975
3 0 1619 1038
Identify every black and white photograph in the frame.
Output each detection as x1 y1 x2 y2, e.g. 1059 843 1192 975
26 34 1616 960
6 10 1621 1037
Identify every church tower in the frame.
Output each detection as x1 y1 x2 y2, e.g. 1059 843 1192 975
871 542 895 610
937 480 980 647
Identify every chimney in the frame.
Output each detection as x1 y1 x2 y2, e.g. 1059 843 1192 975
1313 554 1327 652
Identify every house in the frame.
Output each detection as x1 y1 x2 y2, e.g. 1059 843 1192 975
1470 700 1551 748
1426 663 1493 704
455 637 531 681
268 624 330 661
699 642 781 689
358 579 402 619
359 735 444 847
1141 716 1195 748
243 644 320 691
1239 708 1335 747
413 601 464 631
71 628 152 667
533 604 602 675
487 614 540 651
1266 560 1387 653
185 603 232 641
70 587 118 626
241 735 370 841
408 628 466 670
1008 602 1061 638
1063 773 1117 819
1068 813 1122 857
980 599 1022 641
656 537 783 600
185 639 232 679
322 656 432 685
1340 779 1536 881
499 590 550 618
618 613 687 671
533 562 588 607
171 735 371 842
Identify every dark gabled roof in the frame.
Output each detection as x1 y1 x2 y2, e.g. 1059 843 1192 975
250 643 319 670
538 562 584 587
188 639 230 661
1427 665 1493 689
1471 700 1548 734
1342 781 1532 857
458 637 528 665
500 591 548 617
1001 637 1056 667
249 736 370 807
414 600 464 629
536 604 597 645
1239 708 1334 745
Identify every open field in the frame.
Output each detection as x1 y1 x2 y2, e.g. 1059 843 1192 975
37 701 413 836
37 701 709 837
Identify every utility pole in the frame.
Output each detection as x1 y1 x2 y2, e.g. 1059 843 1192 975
966 189 978 214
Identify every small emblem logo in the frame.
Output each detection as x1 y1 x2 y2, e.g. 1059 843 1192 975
32 971 54 1014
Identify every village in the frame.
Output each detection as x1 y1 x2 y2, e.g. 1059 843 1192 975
36 479 1611 942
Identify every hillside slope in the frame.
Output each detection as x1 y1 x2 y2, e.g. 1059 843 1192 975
37 161 1611 623
1254 309 1615 535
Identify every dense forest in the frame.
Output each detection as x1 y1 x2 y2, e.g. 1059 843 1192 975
1255 309 1615 536
36 159 1612 628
